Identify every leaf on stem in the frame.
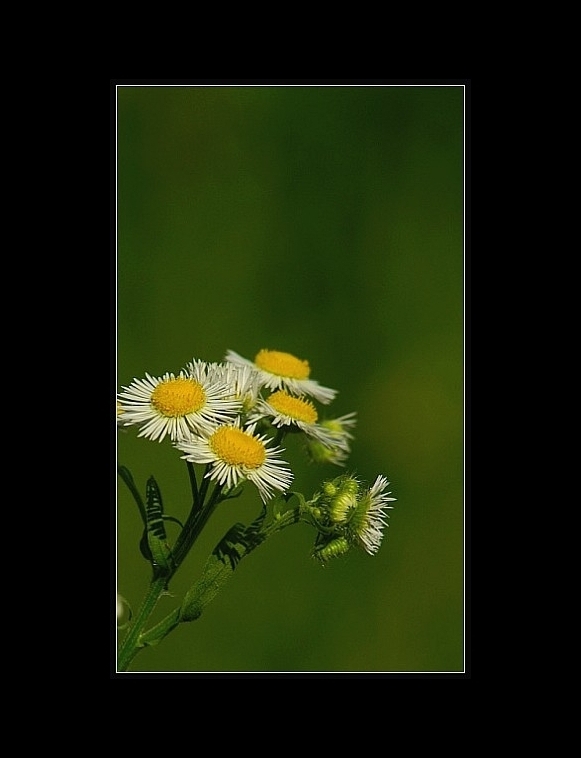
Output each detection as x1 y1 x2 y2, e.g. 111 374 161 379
118 465 147 526
142 476 175 578
179 509 268 623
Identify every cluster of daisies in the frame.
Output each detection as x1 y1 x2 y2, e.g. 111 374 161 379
117 349 395 556
117 350 356 501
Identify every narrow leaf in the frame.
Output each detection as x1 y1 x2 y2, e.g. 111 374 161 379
179 515 268 622
118 465 147 526
144 476 174 577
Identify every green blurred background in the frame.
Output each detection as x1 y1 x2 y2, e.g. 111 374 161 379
115 84 465 673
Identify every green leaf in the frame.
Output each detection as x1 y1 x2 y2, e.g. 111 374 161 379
144 476 174 578
179 514 269 623
145 476 167 541
162 515 184 529
139 609 181 648
118 465 147 526
136 500 304 649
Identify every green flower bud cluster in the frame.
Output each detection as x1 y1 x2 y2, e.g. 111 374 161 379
307 474 361 563
306 473 395 564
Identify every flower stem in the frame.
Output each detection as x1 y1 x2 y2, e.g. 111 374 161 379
139 502 304 645
139 608 181 647
117 575 167 672
186 461 199 505
117 466 224 672
171 481 223 570
198 463 212 505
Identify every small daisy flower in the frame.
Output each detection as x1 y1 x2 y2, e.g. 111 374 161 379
225 349 337 404
216 361 262 413
320 412 357 440
249 389 341 449
304 412 358 465
175 420 293 503
348 475 396 555
304 438 349 466
117 361 241 443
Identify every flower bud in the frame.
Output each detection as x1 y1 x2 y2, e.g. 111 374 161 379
326 475 360 524
308 474 396 563
311 506 322 520
323 481 338 497
312 535 351 564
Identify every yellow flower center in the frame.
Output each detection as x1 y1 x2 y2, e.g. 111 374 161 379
209 427 266 468
268 390 318 424
254 349 311 380
151 377 206 418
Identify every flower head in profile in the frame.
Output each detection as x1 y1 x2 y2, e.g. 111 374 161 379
347 475 396 555
225 349 337 404
175 419 293 503
249 389 342 448
309 474 396 562
304 412 357 466
215 361 262 413
117 360 241 443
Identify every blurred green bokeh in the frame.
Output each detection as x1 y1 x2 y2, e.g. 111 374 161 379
116 84 465 673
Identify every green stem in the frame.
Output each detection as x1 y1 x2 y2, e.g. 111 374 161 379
265 505 302 536
198 464 212 505
186 461 199 504
141 504 303 646
171 481 223 570
117 576 167 672
139 608 181 647
118 462 304 668
118 471 224 670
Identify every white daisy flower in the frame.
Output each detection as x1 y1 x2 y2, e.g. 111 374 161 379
308 412 358 465
348 475 396 555
216 361 262 413
320 412 357 440
175 420 293 503
249 389 341 449
117 361 241 443
225 349 337 404
304 438 350 467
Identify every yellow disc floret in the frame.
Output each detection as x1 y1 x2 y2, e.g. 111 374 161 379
151 377 206 418
268 390 318 424
209 427 266 468
254 349 311 380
